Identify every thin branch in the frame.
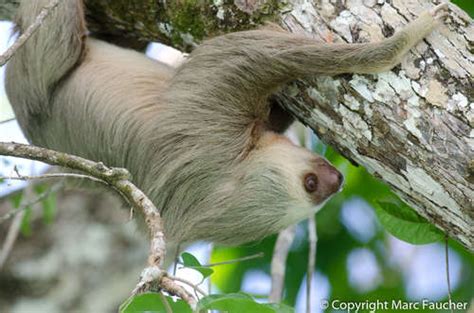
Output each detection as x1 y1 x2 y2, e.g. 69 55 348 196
199 252 264 267
3 168 130 214
307 216 317 313
1 172 106 185
0 185 35 269
0 202 25 269
0 118 16 124
0 181 63 224
160 275 197 307
0 141 196 308
169 275 208 297
269 225 296 303
0 0 62 67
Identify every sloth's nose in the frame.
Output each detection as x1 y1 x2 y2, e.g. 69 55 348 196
316 161 344 195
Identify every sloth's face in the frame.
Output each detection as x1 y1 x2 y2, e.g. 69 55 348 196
302 156 344 204
250 132 344 220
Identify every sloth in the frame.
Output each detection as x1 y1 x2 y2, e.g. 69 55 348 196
6 0 448 245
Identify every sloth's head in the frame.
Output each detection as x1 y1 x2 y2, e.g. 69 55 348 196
191 132 344 245
252 133 343 216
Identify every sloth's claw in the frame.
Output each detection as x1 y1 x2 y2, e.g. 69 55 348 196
430 3 449 21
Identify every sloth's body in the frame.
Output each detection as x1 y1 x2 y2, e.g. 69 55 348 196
6 0 447 245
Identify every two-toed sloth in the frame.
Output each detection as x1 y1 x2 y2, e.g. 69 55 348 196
6 0 447 245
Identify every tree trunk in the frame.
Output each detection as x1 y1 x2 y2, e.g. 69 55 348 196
1 0 472 250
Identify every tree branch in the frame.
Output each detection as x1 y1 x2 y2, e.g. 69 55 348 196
0 141 197 308
0 0 282 51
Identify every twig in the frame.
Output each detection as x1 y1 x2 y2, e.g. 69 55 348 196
307 217 317 313
0 204 25 269
161 275 197 307
0 0 62 67
269 225 296 302
2 170 130 218
0 118 16 125
200 252 264 267
445 234 454 313
1 172 106 185
0 181 63 224
0 141 196 308
0 185 35 269
169 274 208 297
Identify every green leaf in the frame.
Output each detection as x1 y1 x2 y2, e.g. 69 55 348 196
375 201 443 244
181 252 201 267
197 293 293 313
20 207 33 237
181 252 214 279
188 266 214 279
119 292 192 313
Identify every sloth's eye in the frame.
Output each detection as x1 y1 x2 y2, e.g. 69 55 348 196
304 173 318 192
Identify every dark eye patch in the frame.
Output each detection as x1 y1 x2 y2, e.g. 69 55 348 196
304 173 318 193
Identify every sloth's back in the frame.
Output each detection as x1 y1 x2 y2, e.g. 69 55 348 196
39 39 175 170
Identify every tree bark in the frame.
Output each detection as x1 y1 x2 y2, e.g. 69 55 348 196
1 0 472 250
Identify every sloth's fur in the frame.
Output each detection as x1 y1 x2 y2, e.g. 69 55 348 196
6 0 444 245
